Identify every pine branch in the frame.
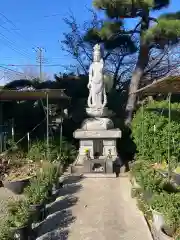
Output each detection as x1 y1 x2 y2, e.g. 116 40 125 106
143 18 180 47
93 0 169 19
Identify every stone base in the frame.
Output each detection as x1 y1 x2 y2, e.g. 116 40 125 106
86 107 113 117
74 129 121 139
84 158 113 174
70 157 117 174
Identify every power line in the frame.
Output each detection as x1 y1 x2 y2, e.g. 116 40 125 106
0 11 37 49
0 64 66 67
0 65 25 74
0 66 30 81
43 13 62 18
0 23 35 57
0 66 28 79
0 32 33 59
0 12 17 29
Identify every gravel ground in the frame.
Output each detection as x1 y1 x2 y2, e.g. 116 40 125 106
36 174 153 240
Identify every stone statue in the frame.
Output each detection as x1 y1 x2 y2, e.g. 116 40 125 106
87 44 107 109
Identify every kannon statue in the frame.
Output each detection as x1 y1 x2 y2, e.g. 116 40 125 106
87 44 107 109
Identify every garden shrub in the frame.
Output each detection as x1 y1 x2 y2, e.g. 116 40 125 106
132 101 180 164
0 219 14 240
131 161 177 194
54 138 77 167
131 161 164 193
7 200 31 228
24 177 49 205
27 137 77 167
27 140 48 161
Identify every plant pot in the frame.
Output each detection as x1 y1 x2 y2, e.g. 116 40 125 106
151 208 165 230
0 180 3 187
3 178 31 194
12 225 32 240
159 226 173 240
172 174 180 186
29 203 45 222
143 190 153 202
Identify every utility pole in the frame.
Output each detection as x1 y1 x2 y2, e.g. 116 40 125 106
34 47 46 82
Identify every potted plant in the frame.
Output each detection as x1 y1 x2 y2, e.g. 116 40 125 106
7 200 32 240
130 161 151 187
129 161 147 198
3 158 37 195
140 168 163 200
0 219 14 240
51 163 62 194
150 193 166 230
162 193 180 238
130 162 142 195
24 178 48 223
151 192 180 235
39 162 60 201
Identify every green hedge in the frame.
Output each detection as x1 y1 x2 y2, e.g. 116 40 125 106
132 101 180 164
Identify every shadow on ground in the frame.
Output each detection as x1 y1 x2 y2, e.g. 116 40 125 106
57 183 82 197
39 229 69 240
35 176 83 240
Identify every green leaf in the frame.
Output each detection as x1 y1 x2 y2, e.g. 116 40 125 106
93 0 169 18
159 11 180 20
99 21 123 39
84 28 102 43
143 18 180 47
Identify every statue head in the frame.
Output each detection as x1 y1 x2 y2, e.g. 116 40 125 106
93 44 101 62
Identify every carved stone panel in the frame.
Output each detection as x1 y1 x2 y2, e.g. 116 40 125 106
103 140 116 146
80 140 93 146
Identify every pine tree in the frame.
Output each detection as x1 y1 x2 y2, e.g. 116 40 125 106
88 0 180 125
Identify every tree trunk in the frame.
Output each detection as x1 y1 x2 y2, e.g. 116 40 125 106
125 15 150 126
125 66 144 125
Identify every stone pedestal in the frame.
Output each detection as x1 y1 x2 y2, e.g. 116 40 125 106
72 117 121 174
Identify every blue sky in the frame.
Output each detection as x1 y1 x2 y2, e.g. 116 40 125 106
0 0 179 84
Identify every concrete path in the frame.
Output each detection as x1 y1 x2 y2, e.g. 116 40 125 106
37 174 152 240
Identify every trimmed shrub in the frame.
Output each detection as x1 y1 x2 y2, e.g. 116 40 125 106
132 101 180 164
